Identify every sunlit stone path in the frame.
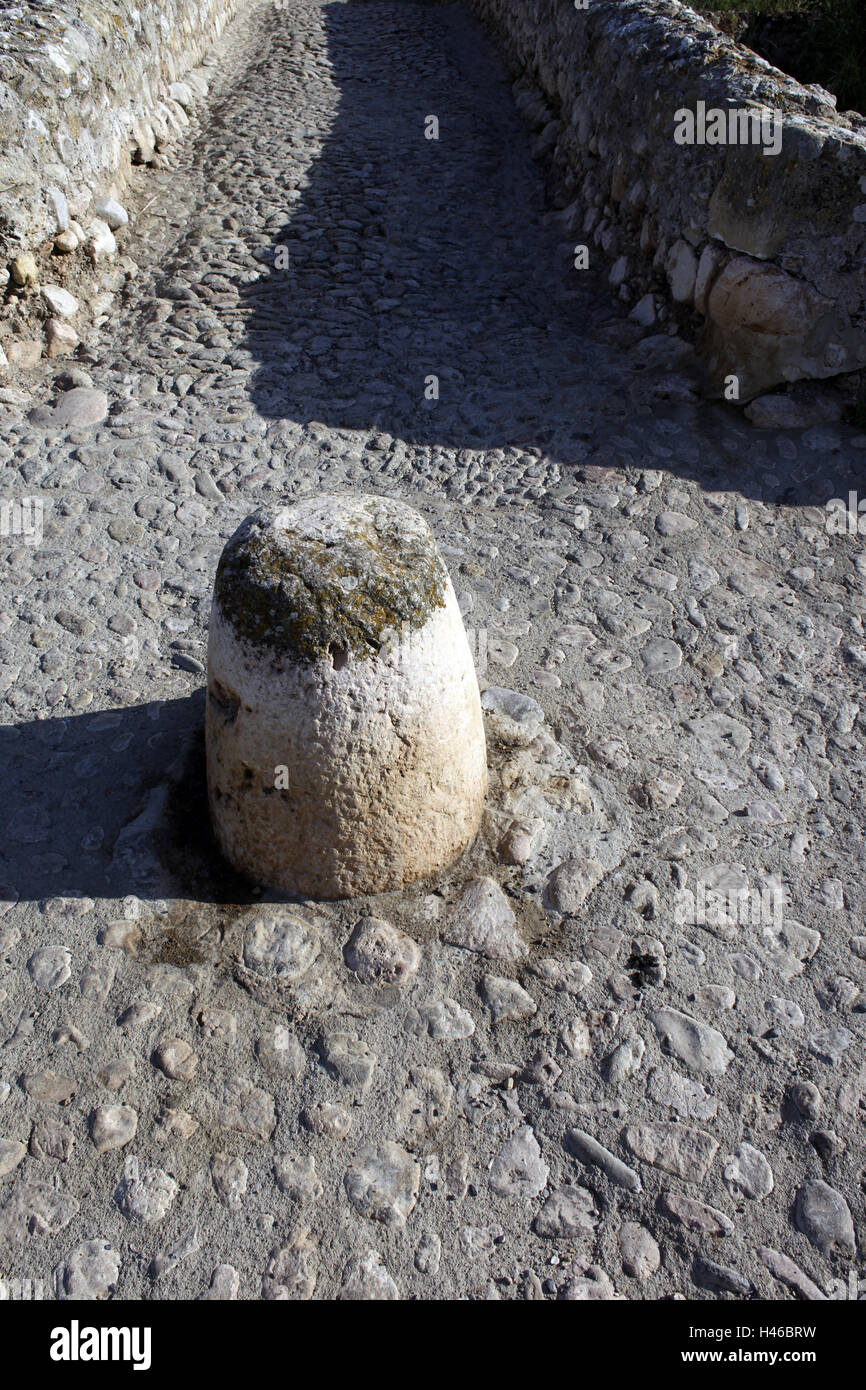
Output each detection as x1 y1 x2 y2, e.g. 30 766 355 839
0 0 863 1301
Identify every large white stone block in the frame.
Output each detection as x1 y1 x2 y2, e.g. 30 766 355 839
206 494 487 898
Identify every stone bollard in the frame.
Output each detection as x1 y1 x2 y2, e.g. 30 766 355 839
206 494 487 898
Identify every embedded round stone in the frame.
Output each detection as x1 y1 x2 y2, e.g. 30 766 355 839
242 912 321 982
344 1142 420 1225
206 495 487 898
90 1105 138 1154
344 916 420 986
53 1241 122 1301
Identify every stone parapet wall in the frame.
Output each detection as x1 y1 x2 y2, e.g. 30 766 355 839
4 0 866 399
0 0 246 258
465 0 866 398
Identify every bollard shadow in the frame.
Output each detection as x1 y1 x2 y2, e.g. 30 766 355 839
220 0 861 509
0 692 256 906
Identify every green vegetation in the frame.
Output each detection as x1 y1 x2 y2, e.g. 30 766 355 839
695 2 866 112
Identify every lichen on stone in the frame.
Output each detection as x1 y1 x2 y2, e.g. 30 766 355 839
214 497 450 662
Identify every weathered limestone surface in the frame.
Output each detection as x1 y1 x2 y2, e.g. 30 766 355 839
467 0 866 397
0 0 243 256
206 495 488 898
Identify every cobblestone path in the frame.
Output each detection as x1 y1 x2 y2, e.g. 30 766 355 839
0 0 864 1301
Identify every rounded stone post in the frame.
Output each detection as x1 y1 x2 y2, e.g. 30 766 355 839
206 494 487 898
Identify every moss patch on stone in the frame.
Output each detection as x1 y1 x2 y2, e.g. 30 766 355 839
215 503 450 662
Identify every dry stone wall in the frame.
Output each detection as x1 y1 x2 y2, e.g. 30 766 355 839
0 0 244 257
465 0 866 399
